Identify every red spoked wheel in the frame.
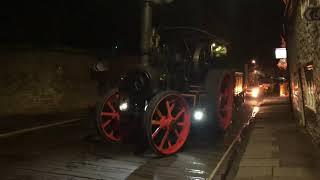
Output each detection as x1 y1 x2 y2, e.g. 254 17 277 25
96 89 121 142
144 91 191 155
217 74 234 130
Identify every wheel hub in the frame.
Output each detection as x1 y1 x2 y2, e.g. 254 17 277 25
160 116 175 130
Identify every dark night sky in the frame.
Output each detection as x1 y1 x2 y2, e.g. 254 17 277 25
0 0 284 66
153 0 284 66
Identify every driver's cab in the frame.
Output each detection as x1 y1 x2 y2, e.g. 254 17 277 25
151 27 229 87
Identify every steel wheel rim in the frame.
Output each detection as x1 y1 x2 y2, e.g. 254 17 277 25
99 92 121 142
149 94 190 155
217 75 234 130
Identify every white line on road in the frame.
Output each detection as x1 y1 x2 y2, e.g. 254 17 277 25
208 131 241 180
208 104 260 179
0 118 82 138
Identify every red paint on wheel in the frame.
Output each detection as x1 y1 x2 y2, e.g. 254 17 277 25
217 74 234 130
149 94 191 155
99 92 121 142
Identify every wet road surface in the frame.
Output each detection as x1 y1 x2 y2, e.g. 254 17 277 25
0 103 253 180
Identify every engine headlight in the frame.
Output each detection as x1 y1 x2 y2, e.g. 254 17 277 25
119 102 129 111
193 109 205 121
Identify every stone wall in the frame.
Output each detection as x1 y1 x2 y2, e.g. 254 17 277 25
287 0 320 146
0 48 99 116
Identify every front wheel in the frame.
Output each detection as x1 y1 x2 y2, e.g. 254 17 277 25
144 91 191 155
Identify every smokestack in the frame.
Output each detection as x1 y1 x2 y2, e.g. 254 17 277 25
141 0 152 66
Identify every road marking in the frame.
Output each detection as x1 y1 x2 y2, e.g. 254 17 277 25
208 130 241 180
208 105 259 179
0 118 82 138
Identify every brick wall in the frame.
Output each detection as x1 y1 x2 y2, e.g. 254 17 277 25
287 0 320 146
0 48 100 116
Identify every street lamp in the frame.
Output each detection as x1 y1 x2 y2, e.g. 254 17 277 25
251 59 256 64
211 42 216 49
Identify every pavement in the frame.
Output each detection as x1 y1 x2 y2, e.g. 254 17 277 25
235 97 320 180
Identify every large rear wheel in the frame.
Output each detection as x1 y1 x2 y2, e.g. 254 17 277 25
144 91 191 155
206 70 235 131
96 89 121 142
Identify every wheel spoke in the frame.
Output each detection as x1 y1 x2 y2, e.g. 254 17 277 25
177 122 185 126
174 108 185 120
168 139 172 148
102 119 112 128
159 130 169 150
152 120 161 125
175 129 183 142
101 112 117 117
166 101 170 114
166 101 175 116
152 127 162 139
107 102 116 112
156 109 164 118
169 103 175 113
115 114 120 120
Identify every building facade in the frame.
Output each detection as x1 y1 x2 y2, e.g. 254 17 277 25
285 0 320 146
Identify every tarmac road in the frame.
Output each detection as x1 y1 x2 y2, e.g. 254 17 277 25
0 101 254 180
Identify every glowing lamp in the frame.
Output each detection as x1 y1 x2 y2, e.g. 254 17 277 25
275 48 287 59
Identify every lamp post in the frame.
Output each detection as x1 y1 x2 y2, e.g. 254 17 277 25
249 59 258 86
